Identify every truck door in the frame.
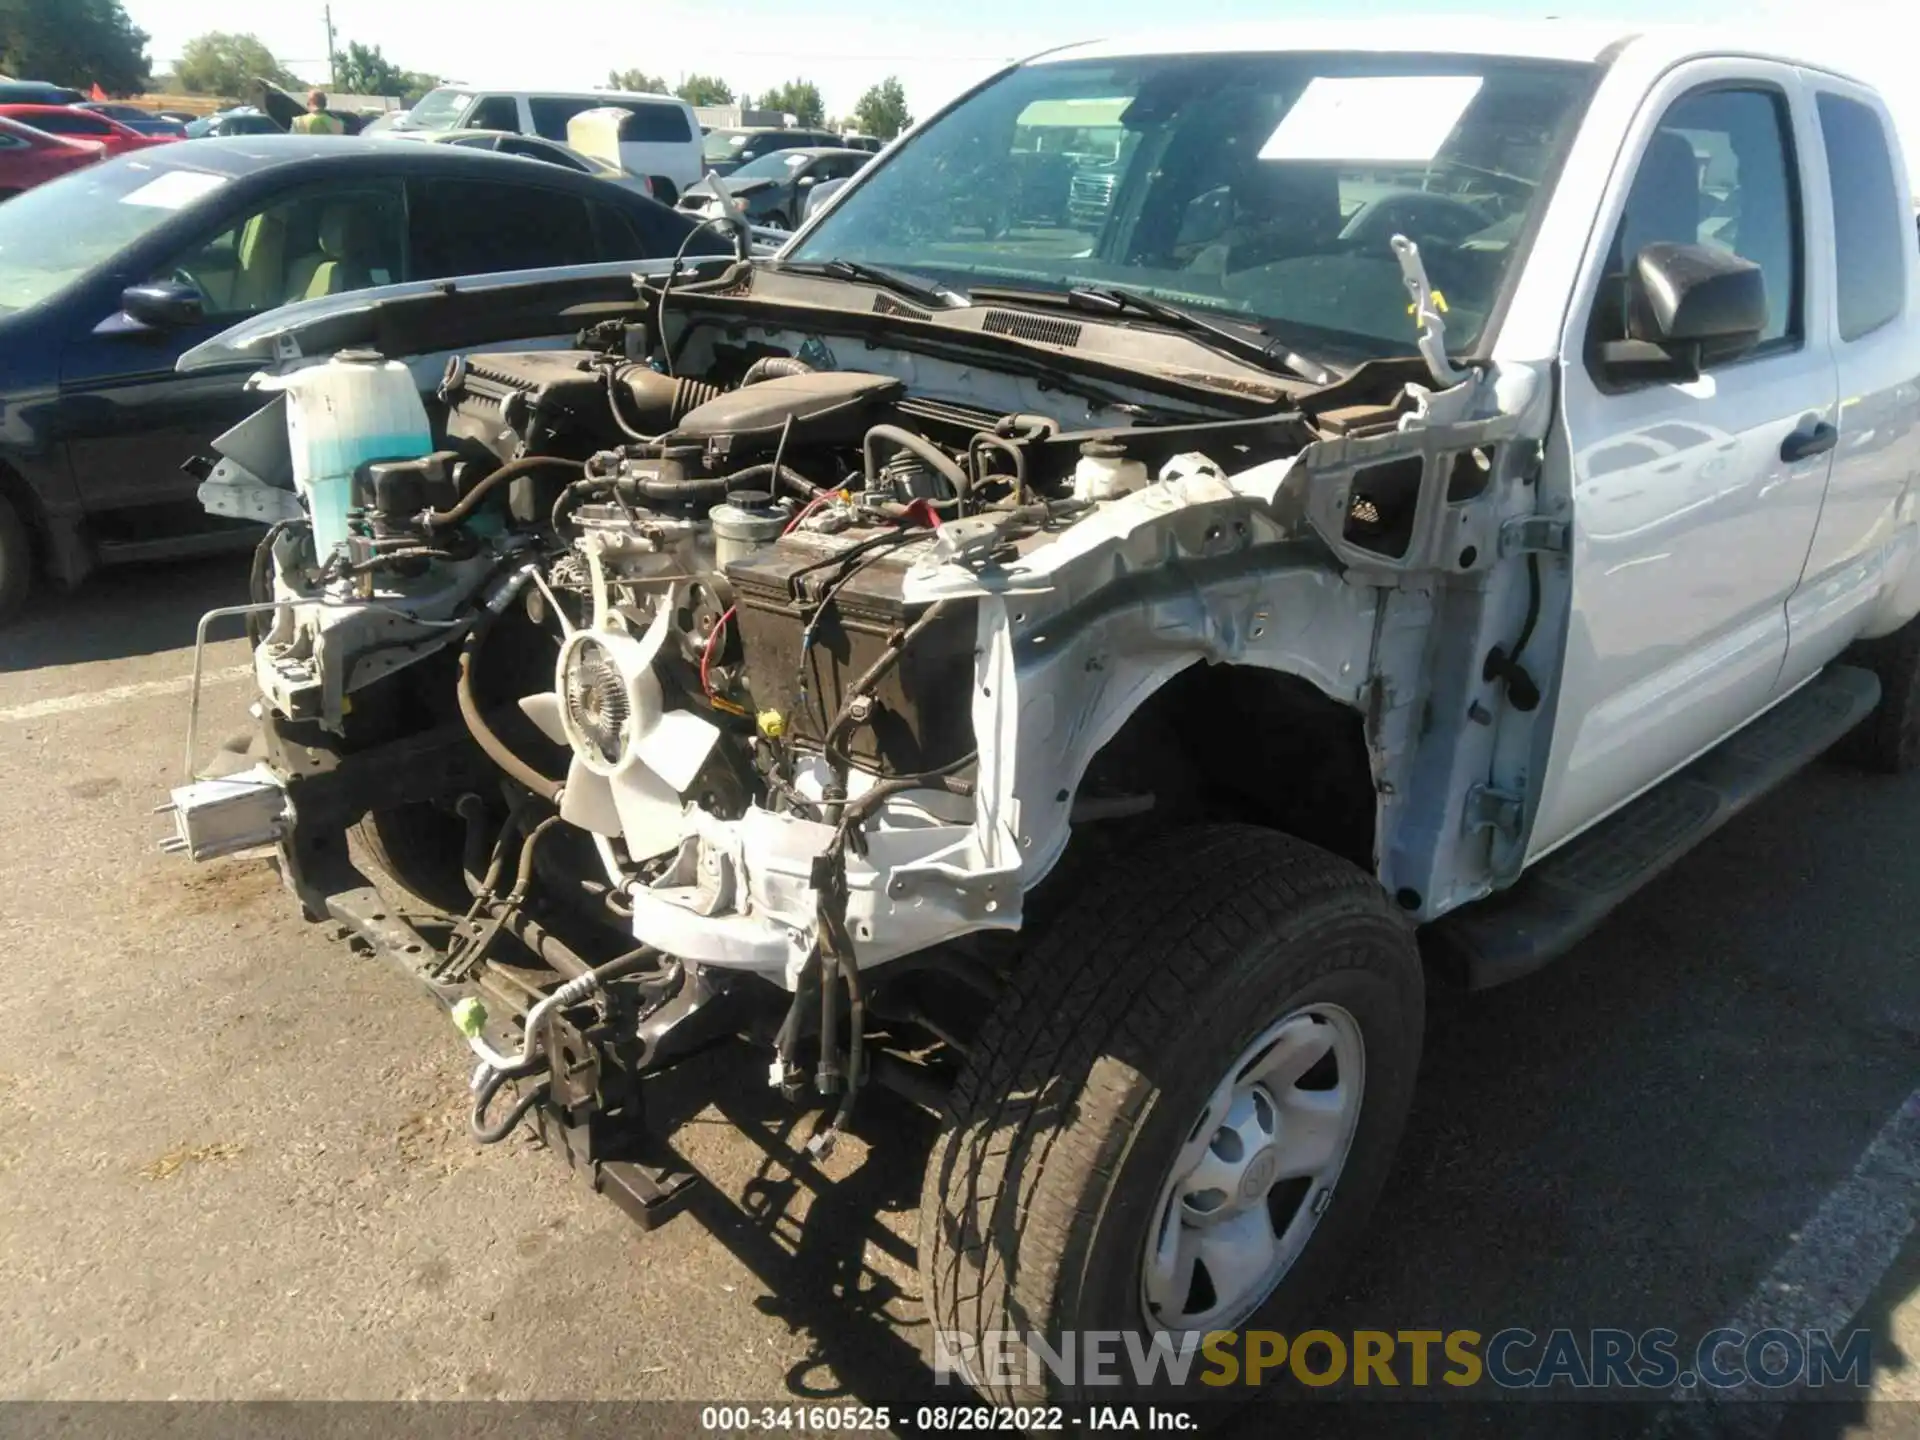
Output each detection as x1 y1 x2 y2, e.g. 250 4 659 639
1777 79 1920 683
1530 62 1837 857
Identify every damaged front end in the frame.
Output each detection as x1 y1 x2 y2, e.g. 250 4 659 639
161 251 1559 1208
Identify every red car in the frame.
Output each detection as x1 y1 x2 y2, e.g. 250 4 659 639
0 115 105 198
0 104 176 157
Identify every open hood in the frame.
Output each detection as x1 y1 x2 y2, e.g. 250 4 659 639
175 257 737 374
254 78 365 134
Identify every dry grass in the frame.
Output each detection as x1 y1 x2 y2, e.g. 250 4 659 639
139 1141 245 1182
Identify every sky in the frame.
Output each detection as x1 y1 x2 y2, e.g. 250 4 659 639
123 0 1911 137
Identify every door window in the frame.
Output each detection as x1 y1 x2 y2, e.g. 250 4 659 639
466 95 520 132
814 154 866 182
161 183 404 317
23 111 115 137
1816 92 1907 341
498 135 588 171
611 102 693 143
529 98 601 140
1596 86 1801 357
408 177 597 276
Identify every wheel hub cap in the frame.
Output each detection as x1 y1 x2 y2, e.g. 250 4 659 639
1140 1005 1366 1336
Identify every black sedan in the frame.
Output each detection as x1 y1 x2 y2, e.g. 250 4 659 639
680 146 871 231
0 136 720 621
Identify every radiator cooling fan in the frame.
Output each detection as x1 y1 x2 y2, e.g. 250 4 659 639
518 605 720 858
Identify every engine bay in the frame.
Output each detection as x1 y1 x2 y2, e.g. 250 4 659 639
167 275 1544 1169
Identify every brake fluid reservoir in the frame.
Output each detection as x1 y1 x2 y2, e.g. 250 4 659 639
1073 441 1148 503
256 350 432 560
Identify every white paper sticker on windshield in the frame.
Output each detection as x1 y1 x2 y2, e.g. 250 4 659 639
120 170 230 210
1259 76 1484 163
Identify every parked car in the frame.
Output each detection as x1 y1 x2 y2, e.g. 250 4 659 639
0 136 725 620
837 132 883 153
395 88 702 196
160 22 1920 1409
385 127 656 198
77 102 189 139
250 81 369 137
0 104 175 156
0 81 83 106
678 146 871 229
701 125 845 176
0 115 104 198
184 108 283 139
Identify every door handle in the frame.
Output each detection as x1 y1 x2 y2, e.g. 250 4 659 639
1781 421 1838 463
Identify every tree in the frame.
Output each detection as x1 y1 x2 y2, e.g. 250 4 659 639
853 76 912 139
755 79 824 129
330 41 437 102
0 0 150 96
175 31 303 97
608 67 669 94
675 73 732 107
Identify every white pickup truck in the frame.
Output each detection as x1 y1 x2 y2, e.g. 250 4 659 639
165 22 1920 1402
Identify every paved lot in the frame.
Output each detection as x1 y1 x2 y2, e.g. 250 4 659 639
0 557 1915 1434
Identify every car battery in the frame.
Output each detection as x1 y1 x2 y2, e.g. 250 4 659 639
727 527 979 776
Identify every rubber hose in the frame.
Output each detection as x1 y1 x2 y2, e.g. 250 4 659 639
426 455 585 530
456 621 563 803
862 424 970 501
717 462 822 500
471 1071 549 1144
742 355 815 385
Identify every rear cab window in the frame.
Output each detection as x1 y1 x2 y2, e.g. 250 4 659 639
1816 91 1907 341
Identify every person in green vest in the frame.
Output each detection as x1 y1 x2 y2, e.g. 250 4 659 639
289 90 345 135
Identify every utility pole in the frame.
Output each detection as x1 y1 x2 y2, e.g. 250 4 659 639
324 5 336 89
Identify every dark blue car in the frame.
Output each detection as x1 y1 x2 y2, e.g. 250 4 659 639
0 136 713 620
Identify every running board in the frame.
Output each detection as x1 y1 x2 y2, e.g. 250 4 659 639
1430 664 1881 989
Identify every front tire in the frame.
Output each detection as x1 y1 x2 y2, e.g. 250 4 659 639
0 490 33 625
353 803 475 916
920 825 1423 1405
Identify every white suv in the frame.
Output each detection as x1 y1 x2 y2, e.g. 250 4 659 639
399 88 702 197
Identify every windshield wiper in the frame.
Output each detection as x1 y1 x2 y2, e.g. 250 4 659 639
773 258 969 310
971 282 1334 387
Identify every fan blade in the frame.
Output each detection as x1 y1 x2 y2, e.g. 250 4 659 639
633 602 674 670
518 691 568 746
610 760 686 859
634 709 722 794
559 754 623 836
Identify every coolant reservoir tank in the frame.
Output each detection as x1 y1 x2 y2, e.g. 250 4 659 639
255 350 432 560
1073 440 1148 503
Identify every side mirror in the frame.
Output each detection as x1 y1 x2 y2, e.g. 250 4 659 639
1601 241 1765 382
797 174 816 186
120 280 204 329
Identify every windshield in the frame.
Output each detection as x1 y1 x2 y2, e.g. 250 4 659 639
0 158 228 315
404 88 473 132
792 52 1595 360
730 150 810 182
704 129 756 162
